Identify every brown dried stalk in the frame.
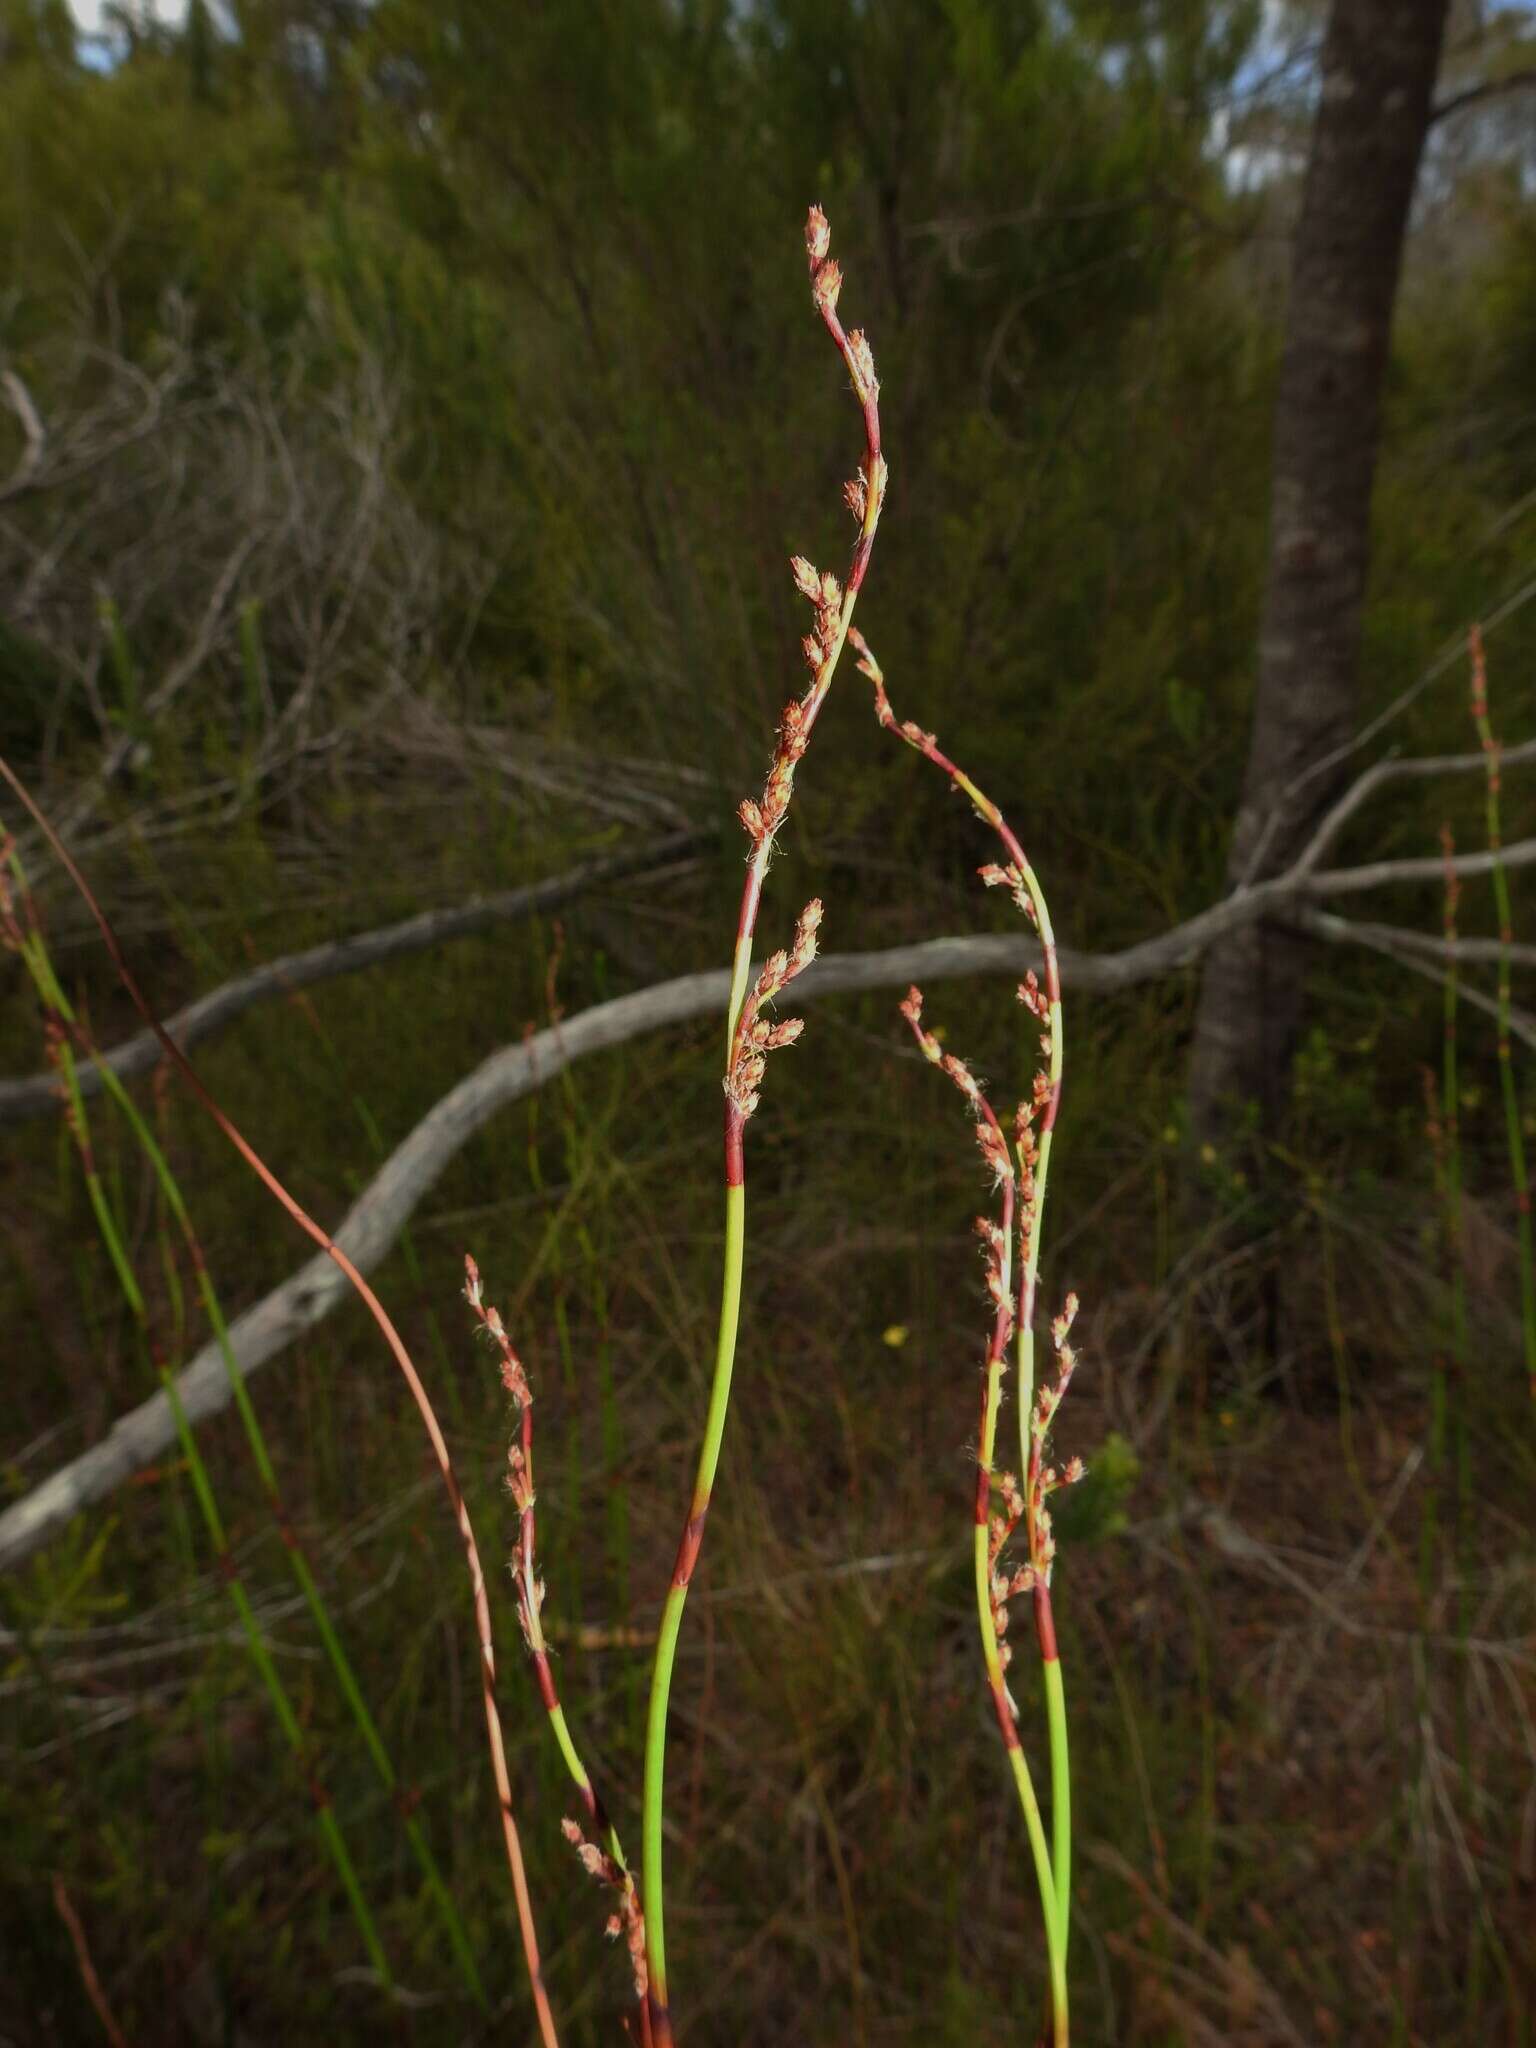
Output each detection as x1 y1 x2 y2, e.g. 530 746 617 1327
465 1257 650 2041
0 757 559 2048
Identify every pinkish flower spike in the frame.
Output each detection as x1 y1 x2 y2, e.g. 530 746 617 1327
976 1122 1012 1184
1018 971 1047 1021
846 329 878 396
787 898 823 979
758 949 789 994
1051 1292 1080 1344
939 1050 972 1088
806 205 831 264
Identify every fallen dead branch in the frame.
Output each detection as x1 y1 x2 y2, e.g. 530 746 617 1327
2 816 1531 1127
0 825 713 1124
1 746 1532 1569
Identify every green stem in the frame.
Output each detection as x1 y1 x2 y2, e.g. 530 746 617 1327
1043 1654 1071 1937
37 1025 392 1987
864 663 1073 2040
972 1427 1065 2035
1011 854 1063 1488
642 1172 745 2018
10 852 484 2004
970 1192 1063 1985
640 211 884 2043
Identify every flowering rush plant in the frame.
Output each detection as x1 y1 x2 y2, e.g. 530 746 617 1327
0 202 1086 2048
465 207 1087 2048
0 200 1088 2047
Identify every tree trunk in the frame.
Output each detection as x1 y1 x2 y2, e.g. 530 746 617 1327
1188 0 1451 1153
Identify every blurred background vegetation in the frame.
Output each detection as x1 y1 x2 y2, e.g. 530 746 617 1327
0 0 1533 2041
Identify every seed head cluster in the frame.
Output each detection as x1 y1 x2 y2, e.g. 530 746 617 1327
988 1467 1035 1671
464 1255 544 1651
807 202 881 409
983 1298 1084 1653
1026 1293 1084 1584
900 985 1013 1187
980 859 1040 929
561 1818 648 2004
726 205 888 1150
726 898 821 1120
465 1255 531 1409
871 657 1088 1679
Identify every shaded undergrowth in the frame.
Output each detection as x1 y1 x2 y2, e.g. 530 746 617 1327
0 766 1531 2045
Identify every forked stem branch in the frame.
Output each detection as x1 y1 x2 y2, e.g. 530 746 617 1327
859 632 1077 2045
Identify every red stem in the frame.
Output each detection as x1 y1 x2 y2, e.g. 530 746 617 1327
0 757 561 2048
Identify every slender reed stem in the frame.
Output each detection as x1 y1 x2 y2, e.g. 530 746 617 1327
466 1260 651 2043
639 207 886 2046
642 1173 744 2041
856 634 1076 2046
899 993 1067 2032
1469 624 1535 1397
0 769 559 2047
0 863 393 1988
5 847 487 2005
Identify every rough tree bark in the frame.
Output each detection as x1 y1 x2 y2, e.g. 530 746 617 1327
1188 0 1452 1151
